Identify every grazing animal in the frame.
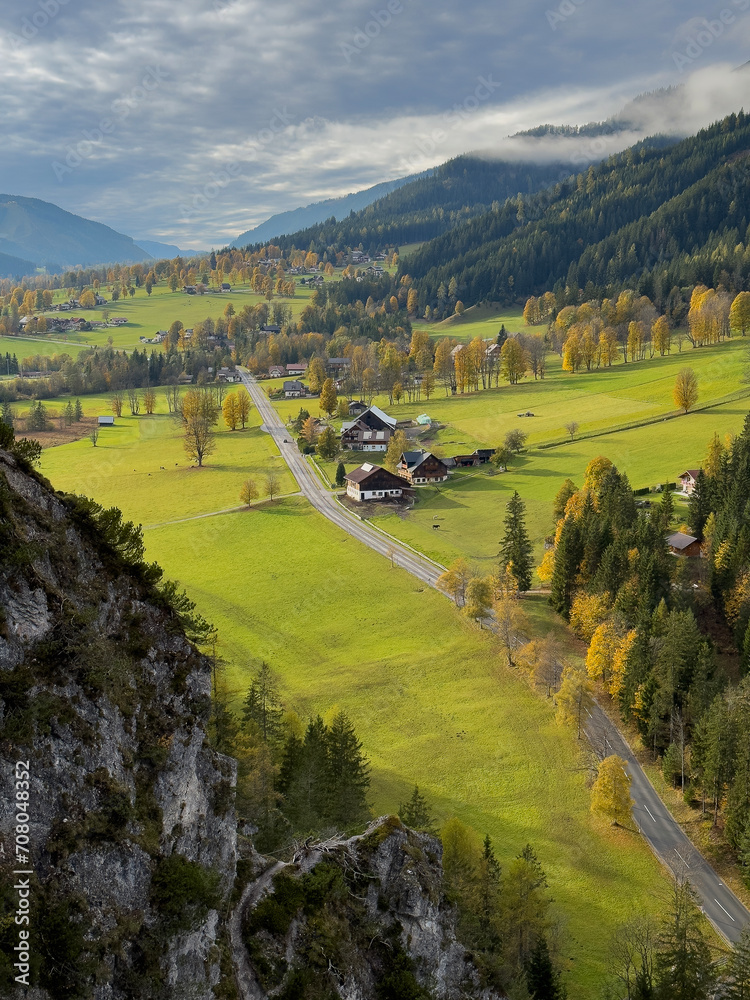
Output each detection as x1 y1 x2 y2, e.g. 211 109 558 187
160 466 165 470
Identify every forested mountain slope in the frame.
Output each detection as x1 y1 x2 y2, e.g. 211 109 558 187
401 112 750 309
238 156 574 256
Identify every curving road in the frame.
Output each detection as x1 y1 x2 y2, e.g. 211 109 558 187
240 370 750 945
239 371 444 588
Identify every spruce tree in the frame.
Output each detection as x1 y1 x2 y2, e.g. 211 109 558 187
1 399 12 427
241 662 285 746
335 461 346 487
64 401 74 426
688 470 711 539
525 936 563 1000
398 786 435 832
284 716 330 831
324 711 370 828
550 516 582 617
500 491 533 592
654 881 716 1000
724 925 750 1000
74 398 83 421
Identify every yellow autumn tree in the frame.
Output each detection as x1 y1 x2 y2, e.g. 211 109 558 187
730 291 750 336
569 592 611 643
591 755 633 827
651 315 671 356
537 549 555 583
583 456 614 498
586 621 619 685
609 629 637 698
555 662 594 738
222 391 240 430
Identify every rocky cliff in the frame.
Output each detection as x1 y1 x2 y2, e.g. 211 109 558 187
238 817 501 1000
0 444 237 999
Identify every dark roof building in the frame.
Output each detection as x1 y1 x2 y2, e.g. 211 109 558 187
397 451 450 486
344 463 405 502
666 531 702 557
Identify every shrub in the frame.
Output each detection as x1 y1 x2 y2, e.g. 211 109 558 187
150 853 221 929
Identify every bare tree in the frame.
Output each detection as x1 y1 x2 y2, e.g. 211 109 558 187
565 421 579 441
127 387 141 415
265 471 281 501
89 427 99 447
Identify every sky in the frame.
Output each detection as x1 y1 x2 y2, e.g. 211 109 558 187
1 0 750 249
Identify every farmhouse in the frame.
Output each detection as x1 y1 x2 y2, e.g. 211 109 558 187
97 415 115 426
268 365 286 379
283 380 308 398
348 400 367 416
286 362 307 377
666 531 702 557
345 463 405 501
110 317 128 326
397 451 450 486
340 405 397 452
217 367 242 383
327 358 351 374
678 470 701 495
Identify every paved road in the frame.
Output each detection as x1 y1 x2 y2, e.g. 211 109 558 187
239 371 444 588
240 370 750 946
584 702 750 943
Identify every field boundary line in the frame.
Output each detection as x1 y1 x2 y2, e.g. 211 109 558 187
142 491 302 529
536 386 750 451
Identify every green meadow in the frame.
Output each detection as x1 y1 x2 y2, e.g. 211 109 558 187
24 354 689 996
35 388 296 525
7 279 325 355
142 498 669 998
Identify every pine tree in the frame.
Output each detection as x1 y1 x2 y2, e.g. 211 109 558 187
284 716 330 831
64 401 74 426
74 398 83 421
724 925 750 1000
324 711 370 828
550 516 582 617
1 399 12 427
525 936 563 1000
688 469 712 539
500 491 533 592
398 786 435 832
477 835 502 949
335 461 346 487
242 662 285 746
654 880 716 1000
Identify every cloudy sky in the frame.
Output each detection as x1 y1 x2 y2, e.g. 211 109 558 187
2 0 750 248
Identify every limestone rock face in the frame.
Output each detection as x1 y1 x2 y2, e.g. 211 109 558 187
242 819 501 1000
0 448 237 999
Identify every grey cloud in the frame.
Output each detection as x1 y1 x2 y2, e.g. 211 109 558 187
0 0 749 247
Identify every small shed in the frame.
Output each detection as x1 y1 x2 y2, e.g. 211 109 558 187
666 531 702 557
98 415 115 426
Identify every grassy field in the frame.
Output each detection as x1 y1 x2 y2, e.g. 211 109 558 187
142 497 670 998
25 360 683 996
35 388 296 525
5 280 325 355
270 337 749 570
